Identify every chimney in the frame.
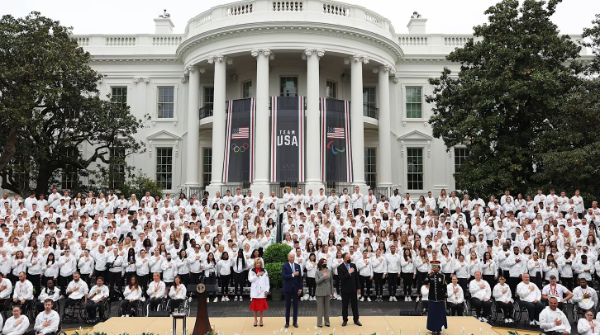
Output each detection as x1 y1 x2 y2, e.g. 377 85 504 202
154 9 174 34
407 11 427 34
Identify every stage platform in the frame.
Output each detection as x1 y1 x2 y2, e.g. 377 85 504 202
91 316 505 335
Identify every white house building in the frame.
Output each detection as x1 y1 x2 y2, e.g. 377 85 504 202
70 0 574 198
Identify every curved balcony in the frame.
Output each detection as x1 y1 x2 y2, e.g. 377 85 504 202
183 0 395 41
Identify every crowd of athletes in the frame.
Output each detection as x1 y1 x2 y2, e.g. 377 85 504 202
0 186 600 334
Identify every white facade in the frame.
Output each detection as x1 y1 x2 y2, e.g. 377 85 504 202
71 0 500 197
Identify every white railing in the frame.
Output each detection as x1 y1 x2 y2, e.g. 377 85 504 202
228 3 254 16
444 37 469 47
152 36 182 46
364 13 382 27
273 1 304 11
399 36 428 46
194 13 212 27
322 3 349 16
75 37 89 46
105 37 137 46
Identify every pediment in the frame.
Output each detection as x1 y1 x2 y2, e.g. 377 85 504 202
147 130 182 141
397 130 433 141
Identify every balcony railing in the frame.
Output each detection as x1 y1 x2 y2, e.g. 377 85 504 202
199 104 214 119
363 103 379 119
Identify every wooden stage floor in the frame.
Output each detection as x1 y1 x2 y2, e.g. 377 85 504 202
91 316 506 335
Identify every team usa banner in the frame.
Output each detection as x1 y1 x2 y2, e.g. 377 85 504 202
223 98 256 183
270 96 305 182
320 98 353 182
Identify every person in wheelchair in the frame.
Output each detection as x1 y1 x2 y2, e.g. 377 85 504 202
167 276 186 312
12 273 33 315
492 276 514 324
25 299 59 335
63 272 89 319
147 273 166 311
539 297 571 335
468 271 492 323
2 306 29 335
516 273 545 326
0 273 13 312
573 278 598 315
120 276 142 317
541 275 573 311
578 310 599 335
85 276 109 323
446 275 464 316
35 280 60 313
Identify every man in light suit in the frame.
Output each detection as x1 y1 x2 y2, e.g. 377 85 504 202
282 252 303 328
337 252 362 327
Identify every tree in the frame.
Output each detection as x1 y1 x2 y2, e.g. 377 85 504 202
426 0 582 198
0 12 145 195
530 14 600 201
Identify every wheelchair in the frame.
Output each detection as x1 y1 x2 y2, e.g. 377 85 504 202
464 298 495 321
118 298 146 317
571 302 593 322
415 300 428 315
446 300 469 316
63 298 111 323
11 300 36 322
512 298 530 325
146 297 168 316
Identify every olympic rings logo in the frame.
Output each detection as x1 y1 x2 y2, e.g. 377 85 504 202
231 143 250 153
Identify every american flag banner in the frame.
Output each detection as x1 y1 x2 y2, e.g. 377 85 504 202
223 98 255 183
327 127 345 139
321 98 353 183
232 127 249 139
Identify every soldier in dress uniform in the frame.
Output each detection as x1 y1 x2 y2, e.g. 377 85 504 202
427 260 448 335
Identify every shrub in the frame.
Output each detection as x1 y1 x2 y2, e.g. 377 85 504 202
263 243 292 264
265 262 283 289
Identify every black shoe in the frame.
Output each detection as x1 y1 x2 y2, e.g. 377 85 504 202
325 324 330 327
285 324 289 328
293 324 298 328
342 321 347 327
355 321 362 326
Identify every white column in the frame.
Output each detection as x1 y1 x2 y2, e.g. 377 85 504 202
377 65 392 187
305 49 325 194
185 66 200 187
251 49 271 196
351 55 368 191
206 55 227 195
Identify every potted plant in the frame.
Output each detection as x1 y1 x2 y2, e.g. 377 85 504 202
263 243 292 301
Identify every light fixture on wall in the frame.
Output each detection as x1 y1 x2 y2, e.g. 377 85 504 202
341 73 347 82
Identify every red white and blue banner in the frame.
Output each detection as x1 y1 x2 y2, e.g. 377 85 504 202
223 98 256 183
270 96 305 182
320 98 353 182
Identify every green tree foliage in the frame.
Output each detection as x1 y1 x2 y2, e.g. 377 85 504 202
531 14 600 202
427 0 584 199
0 12 145 195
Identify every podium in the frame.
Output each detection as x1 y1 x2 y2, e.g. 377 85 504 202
189 283 218 335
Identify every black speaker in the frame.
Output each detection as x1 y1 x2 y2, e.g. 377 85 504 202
399 310 422 316
148 311 171 317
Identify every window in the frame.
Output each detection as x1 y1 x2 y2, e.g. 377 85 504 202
406 86 422 118
156 147 173 189
242 81 252 99
365 148 377 189
326 81 337 99
454 148 470 190
111 87 127 108
109 146 126 189
157 86 175 118
202 148 212 187
363 87 376 118
280 77 298 97
61 148 79 190
407 148 423 190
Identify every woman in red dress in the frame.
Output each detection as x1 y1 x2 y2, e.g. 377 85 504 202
248 258 270 327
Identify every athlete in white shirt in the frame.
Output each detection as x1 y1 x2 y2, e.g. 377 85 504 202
1 306 29 335
516 274 545 326
539 297 571 334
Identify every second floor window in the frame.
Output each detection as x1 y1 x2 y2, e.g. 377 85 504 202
242 81 252 99
280 77 298 97
111 87 127 108
157 86 175 118
326 81 337 99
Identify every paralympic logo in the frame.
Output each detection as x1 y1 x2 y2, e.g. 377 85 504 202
327 140 345 155
231 143 249 153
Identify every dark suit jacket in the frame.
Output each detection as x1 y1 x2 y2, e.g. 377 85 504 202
337 262 360 294
281 262 303 293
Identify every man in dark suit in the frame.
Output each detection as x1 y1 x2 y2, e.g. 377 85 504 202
337 252 362 327
281 252 303 328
